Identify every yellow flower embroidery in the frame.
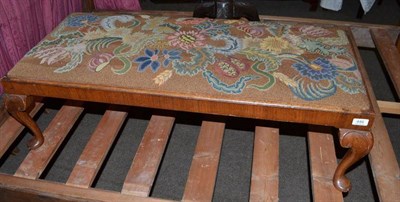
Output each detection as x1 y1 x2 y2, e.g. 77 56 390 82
154 69 173 86
83 29 107 41
260 37 289 53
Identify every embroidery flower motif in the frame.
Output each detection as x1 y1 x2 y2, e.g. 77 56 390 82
260 37 289 53
162 50 181 66
134 49 161 72
214 57 250 78
83 29 108 41
66 15 99 27
88 53 114 72
292 58 338 81
237 24 264 37
168 30 206 51
31 46 69 65
299 25 332 37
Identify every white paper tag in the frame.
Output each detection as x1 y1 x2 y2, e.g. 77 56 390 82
352 118 369 126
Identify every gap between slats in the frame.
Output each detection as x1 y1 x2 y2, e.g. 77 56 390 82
182 121 225 202
0 103 43 158
14 105 84 179
122 115 175 197
308 128 343 202
66 110 127 188
250 127 279 202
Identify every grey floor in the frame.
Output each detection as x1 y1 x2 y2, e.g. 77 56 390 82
1 0 399 201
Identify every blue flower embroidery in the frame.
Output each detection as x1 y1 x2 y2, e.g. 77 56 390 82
162 50 181 66
292 58 337 81
134 49 161 72
67 15 99 27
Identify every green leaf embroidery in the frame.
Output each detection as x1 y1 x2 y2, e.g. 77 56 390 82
112 57 132 75
95 61 110 72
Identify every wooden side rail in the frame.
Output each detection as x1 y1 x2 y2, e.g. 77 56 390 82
371 28 400 96
0 174 171 202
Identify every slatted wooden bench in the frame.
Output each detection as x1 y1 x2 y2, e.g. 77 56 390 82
0 11 399 201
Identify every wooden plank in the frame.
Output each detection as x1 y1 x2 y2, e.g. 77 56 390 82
182 121 225 201
347 29 400 202
66 110 127 188
308 130 343 202
0 173 173 202
377 100 400 115
369 114 400 201
350 27 375 48
122 115 175 197
0 103 43 158
14 105 84 179
250 127 279 202
370 28 400 96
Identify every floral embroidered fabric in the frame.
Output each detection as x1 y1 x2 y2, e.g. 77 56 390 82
8 13 371 113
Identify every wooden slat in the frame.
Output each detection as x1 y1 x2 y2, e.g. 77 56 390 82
370 28 400 96
14 105 83 179
308 130 343 202
0 103 43 158
250 127 279 202
377 100 400 115
369 114 400 201
182 121 225 201
0 173 172 202
348 29 400 202
66 110 127 188
122 115 175 197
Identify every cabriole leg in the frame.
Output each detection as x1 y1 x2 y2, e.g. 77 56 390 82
333 129 373 192
4 94 44 149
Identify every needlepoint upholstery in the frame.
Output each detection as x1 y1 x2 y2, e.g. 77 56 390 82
7 13 370 114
